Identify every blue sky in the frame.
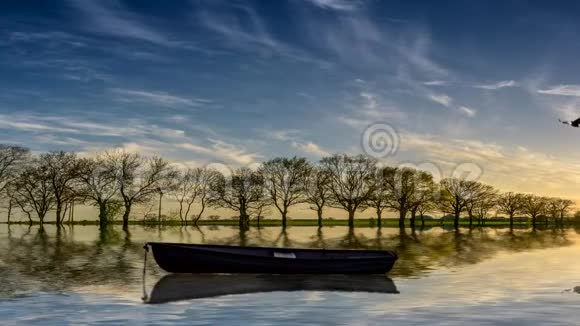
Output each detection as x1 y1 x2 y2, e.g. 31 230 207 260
3 0 580 198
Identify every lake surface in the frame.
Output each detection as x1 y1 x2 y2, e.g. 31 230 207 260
1 224 579 325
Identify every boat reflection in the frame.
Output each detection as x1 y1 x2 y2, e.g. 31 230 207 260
145 274 399 304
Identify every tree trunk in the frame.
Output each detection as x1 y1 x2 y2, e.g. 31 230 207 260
98 202 108 229
317 207 323 227
420 214 425 228
348 209 355 228
281 209 287 229
239 214 250 230
410 210 416 230
122 204 131 230
55 202 63 227
399 209 406 229
70 201 74 224
158 192 163 224
194 204 206 226
532 215 537 229
376 207 382 228
6 200 12 224
454 209 460 230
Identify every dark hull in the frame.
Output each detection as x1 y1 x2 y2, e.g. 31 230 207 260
147 242 398 274
146 274 399 304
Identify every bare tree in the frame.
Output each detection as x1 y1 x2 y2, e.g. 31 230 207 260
259 157 311 228
320 154 377 228
496 192 524 229
408 171 436 229
556 199 574 226
107 151 174 229
0 145 29 194
0 145 29 222
368 172 389 228
211 167 265 229
417 194 436 228
382 167 418 229
473 187 497 226
171 167 221 225
39 151 81 227
521 194 548 229
304 166 331 227
12 161 56 226
439 178 479 229
547 198 574 226
464 183 497 228
78 155 119 229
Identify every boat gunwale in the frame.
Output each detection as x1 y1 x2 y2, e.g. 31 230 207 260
146 242 398 261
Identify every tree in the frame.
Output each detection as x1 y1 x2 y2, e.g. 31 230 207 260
304 166 331 227
0 145 29 222
416 194 436 228
464 183 497 228
408 171 436 229
382 167 418 229
211 167 265 229
496 192 524 229
78 155 119 229
521 194 548 229
40 151 81 227
549 198 574 226
473 187 497 226
108 151 174 229
0 145 29 194
320 154 377 228
12 161 56 226
368 170 389 228
439 178 479 230
171 167 221 225
259 157 311 228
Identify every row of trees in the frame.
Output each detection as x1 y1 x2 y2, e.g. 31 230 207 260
0 144 575 230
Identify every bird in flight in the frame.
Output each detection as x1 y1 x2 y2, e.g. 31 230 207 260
559 118 580 127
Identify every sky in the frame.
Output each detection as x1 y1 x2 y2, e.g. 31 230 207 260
3 0 580 201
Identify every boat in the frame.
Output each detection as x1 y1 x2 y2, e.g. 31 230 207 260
145 274 399 303
145 242 398 274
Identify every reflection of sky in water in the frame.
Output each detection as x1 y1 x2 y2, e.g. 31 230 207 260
1 225 579 325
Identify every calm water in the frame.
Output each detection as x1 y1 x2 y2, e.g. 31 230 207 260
1 224 579 325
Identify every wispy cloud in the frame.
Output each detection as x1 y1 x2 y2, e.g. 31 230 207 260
422 80 448 86
537 85 580 96
429 94 452 107
458 106 477 117
67 0 187 48
176 139 258 165
110 88 211 108
0 113 186 138
303 0 362 11
291 141 330 157
401 131 580 195
428 94 476 117
474 80 518 90
197 3 324 65
337 90 407 129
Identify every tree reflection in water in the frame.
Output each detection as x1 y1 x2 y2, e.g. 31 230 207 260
0 225 573 297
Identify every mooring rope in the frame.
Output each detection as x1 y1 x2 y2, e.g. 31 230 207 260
141 243 149 302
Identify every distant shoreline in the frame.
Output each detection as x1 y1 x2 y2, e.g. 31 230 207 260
0 218 566 228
